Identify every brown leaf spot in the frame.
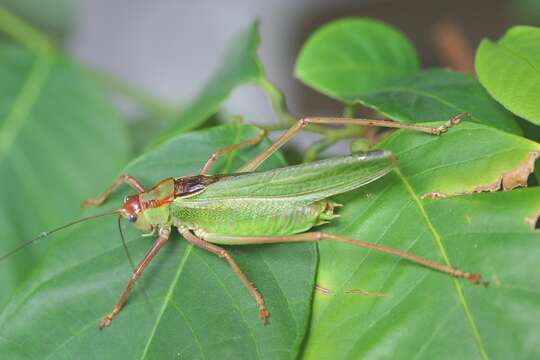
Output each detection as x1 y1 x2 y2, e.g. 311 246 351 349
315 284 334 296
421 151 539 200
344 288 388 298
420 192 449 200
473 178 501 193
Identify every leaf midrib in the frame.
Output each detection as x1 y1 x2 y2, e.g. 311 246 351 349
394 168 489 360
140 244 194 359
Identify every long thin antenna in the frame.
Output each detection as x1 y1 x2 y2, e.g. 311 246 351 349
0 209 120 262
118 215 137 270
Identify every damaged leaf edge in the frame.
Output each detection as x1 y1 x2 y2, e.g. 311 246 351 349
421 151 540 200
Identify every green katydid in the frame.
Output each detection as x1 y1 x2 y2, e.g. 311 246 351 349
1 113 483 330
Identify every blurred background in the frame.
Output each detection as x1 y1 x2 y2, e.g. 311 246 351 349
2 0 539 127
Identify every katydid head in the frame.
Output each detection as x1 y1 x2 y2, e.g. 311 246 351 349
121 195 143 224
118 178 176 233
119 194 152 232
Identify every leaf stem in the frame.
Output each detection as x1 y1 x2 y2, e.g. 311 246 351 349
304 125 364 161
258 76 332 135
84 66 177 117
0 5 53 55
258 77 296 126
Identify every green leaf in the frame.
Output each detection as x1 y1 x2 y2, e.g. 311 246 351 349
476 26 540 125
352 69 521 134
302 123 540 359
157 21 265 143
295 18 419 102
0 0 74 38
0 44 130 307
0 124 317 359
512 0 540 23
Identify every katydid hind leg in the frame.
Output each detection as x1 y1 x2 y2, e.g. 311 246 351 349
179 228 270 323
239 113 468 172
200 129 267 175
99 227 171 329
201 231 484 285
83 174 145 208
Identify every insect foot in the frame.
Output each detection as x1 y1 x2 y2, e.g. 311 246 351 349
99 314 114 330
259 308 270 325
468 273 489 287
432 112 469 135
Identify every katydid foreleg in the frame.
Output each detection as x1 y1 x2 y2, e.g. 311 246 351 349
200 129 267 175
240 114 467 172
83 174 146 207
99 227 171 329
179 228 269 322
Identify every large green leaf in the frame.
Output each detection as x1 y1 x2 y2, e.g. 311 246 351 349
157 21 265 143
0 124 317 359
476 26 540 125
351 69 521 134
0 44 129 307
295 18 419 102
302 123 540 359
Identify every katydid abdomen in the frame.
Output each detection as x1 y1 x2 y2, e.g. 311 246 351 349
172 198 338 237
172 150 396 238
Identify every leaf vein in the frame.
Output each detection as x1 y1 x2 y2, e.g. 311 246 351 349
140 244 194 359
394 168 489 360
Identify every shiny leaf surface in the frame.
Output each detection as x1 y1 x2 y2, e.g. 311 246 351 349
476 26 540 125
302 122 540 359
295 18 419 102
352 69 521 134
0 44 129 307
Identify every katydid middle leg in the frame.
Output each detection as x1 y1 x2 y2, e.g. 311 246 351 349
83 174 146 207
239 114 467 172
200 231 483 285
179 228 270 322
99 227 171 329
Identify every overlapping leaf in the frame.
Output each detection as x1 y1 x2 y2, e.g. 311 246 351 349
302 123 540 359
0 124 317 359
295 18 419 102
351 69 521 134
476 26 540 125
